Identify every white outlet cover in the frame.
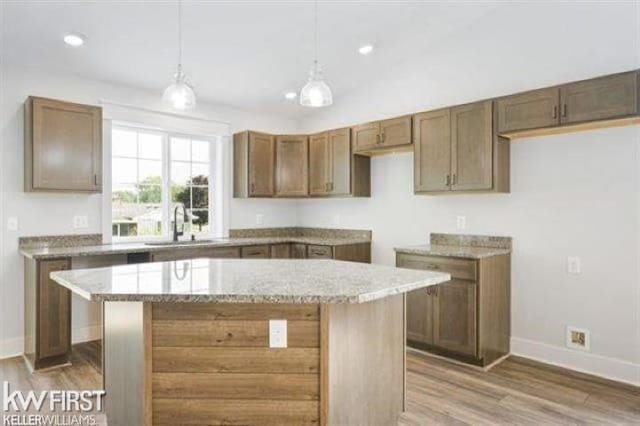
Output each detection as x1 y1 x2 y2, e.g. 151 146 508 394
269 319 287 348
256 214 264 225
456 215 466 230
73 215 89 229
567 256 581 274
566 326 590 351
7 216 18 231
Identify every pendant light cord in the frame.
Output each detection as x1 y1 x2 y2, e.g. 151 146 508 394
314 0 318 65
178 0 183 72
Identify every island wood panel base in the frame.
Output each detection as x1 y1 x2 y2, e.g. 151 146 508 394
102 297 405 426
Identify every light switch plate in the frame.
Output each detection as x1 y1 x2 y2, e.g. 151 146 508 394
456 215 466 230
269 319 287 348
7 216 18 231
567 256 581 274
73 215 89 229
256 214 264 225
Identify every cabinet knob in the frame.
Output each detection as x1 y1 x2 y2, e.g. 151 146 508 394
250 183 255 192
552 105 558 119
381 133 386 143
446 175 451 186
376 134 381 144
452 174 457 185
562 104 568 118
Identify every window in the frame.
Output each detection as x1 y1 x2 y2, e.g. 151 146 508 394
111 124 215 241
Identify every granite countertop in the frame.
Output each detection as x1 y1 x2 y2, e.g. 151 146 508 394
20 236 371 260
394 244 511 259
49 259 451 304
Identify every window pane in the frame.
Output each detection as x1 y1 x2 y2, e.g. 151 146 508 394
171 137 191 161
138 133 162 160
191 163 210 183
134 203 164 236
190 209 209 235
112 158 137 183
112 183 138 204
139 159 162 184
171 161 191 186
112 129 137 157
191 186 209 209
192 140 210 163
137 185 162 203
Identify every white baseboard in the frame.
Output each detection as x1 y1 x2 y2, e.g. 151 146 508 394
511 337 640 387
0 325 102 360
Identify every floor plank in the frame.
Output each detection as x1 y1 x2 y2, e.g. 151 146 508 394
1 341 638 425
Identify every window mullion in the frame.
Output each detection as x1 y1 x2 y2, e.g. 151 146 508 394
162 133 171 239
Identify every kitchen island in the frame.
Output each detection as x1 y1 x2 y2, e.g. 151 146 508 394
50 258 450 426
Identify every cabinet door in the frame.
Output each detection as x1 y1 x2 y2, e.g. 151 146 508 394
38 259 71 359
328 128 352 195
560 71 638 124
379 115 412 148
270 244 291 258
413 109 451 192
307 245 333 259
248 132 275 197
309 132 330 195
30 97 102 192
496 88 560 133
433 280 477 357
241 245 270 258
275 135 308 196
352 122 380 152
405 288 434 345
291 244 307 259
450 101 493 191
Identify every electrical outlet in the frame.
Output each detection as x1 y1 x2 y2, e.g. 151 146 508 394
567 256 581 274
7 216 18 231
256 214 264 225
456 215 466 230
73 215 89 229
566 326 590 351
269 319 287 348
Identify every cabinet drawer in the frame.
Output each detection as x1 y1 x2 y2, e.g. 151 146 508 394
209 247 241 259
397 253 476 281
307 245 333 259
241 245 270 258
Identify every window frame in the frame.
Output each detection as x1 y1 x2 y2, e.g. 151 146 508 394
110 123 216 243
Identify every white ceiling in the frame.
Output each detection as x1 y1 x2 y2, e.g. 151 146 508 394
2 1 504 118
3 1 639 120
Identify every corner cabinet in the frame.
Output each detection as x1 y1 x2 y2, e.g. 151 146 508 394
24 97 102 193
233 131 275 197
414 100 509 194
397 252 510 366
308 128 370 197
275 135 308 197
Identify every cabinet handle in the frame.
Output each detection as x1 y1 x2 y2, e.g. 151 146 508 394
428 264 440 270
376 134 381 144
434 287 439 297
562 104 568 118
381 133 386 143
552 105 558 119
250 183 255 193
452 174 457 185
329 182 333 191
446 174 451 186
94 174 98 186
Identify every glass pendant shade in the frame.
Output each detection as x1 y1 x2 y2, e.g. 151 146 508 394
163 68 196 111
300 61 333 108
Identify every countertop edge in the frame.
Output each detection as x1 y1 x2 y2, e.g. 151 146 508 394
393 246 512 259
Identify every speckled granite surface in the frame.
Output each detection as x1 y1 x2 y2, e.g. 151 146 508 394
229 227 372 240
50 259 450 304
20 229 371 260
19 234 102 249
395 233 512 259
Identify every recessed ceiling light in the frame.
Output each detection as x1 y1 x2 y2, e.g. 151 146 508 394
63 33 86 47
358 45 374 55
284 92 297 100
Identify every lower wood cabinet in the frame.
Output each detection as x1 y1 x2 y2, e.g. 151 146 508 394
151 247 240 262
270 244 291 258
307 244 333 259
241 245 270 258
397 252 510 366
291 243 307 259
24 257 72 370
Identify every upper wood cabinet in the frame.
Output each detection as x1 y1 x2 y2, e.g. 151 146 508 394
353 115 412 154
497 70 639 136
308 128 370 197
414 101 507 194
275 135 308 197
233 131 275 197
496 87 560 134
560 71 638 124
24 97 102 193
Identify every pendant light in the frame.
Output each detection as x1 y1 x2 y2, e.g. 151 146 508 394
163 0 196 110
300 0 333 108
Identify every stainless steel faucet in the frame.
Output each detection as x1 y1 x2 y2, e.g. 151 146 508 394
173 204 187 242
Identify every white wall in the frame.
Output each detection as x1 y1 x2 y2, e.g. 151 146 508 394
296 2 640 385
0 65 298 357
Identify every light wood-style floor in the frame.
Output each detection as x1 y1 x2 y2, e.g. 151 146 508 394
1 341 638 425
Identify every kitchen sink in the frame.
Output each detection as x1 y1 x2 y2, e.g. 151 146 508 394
144 238 228 247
